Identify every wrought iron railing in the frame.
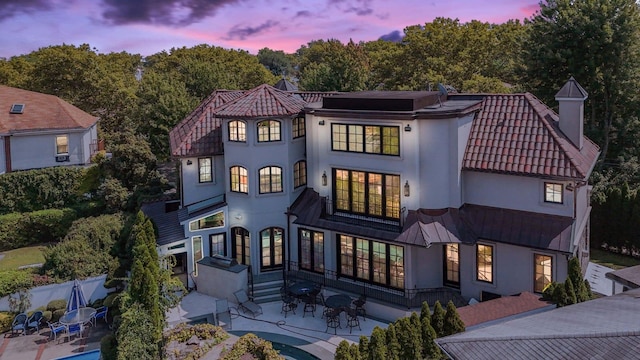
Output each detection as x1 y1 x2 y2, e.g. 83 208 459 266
286 261 466 308
320 197 407 232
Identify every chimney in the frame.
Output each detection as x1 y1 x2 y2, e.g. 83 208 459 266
555 77 588 149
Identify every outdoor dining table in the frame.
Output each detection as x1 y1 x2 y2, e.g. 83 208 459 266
287 280 316 298
325 294 352 310
59 307 96 326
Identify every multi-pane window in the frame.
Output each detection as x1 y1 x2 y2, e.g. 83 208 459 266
294 161 307 188
189 211 224 232
257 120 281 142
229 120 247 142
230 166 248 193
259 166 283 193
338 234 404 289
444 244 460 286
299 229 324 273
477 244 494 283
210 233 226 256
192 236 203 275
260 227 283 270
332 124 399 155
334 169 400 219
534 254 553 293
198 158 212 183
231 227 250 265
545 182 563 203
56 135 69 155
293 116 305 138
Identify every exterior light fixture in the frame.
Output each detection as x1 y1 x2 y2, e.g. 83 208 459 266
404 180 410 197
322 171 328 186
319 120 326 126
186 160 193 165
404 124 412 132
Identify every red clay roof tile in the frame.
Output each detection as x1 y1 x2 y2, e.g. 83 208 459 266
214 84 307 118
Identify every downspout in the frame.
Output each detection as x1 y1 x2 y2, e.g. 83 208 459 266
284 207 292 285
4 136 11 173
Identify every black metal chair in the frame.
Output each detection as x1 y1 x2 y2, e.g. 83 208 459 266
317 293 331 319
353 294 367 321
346 307 361 334
301 293 316 318
280 287 297 318
325 308 341 334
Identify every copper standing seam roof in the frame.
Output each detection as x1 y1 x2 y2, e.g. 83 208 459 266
0 85 97 134
462 93 599 180
169 90 244 157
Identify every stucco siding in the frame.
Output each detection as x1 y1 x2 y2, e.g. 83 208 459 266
180 156 225 207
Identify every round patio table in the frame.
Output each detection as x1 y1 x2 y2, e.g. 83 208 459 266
325 294 352 309
288 281 316 297
59 307 96 326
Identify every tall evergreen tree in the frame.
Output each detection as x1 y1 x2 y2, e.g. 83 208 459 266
564 278 578 305
420 301 431 324
395 317 422 360
368 326 388 360
431 300 446 337
443 300 466 336
358 336 369 360
421 316 441 359
385 323 400 360
335 341 353 360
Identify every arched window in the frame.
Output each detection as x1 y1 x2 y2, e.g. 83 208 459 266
230 166 248 193
231 227 250 265
260 227 283 270
294 160 306 188
229 120 247 142
257 120 281 142
259 166 283 193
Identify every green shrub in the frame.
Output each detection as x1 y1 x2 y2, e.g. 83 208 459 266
46 299 67 312
0 270 33 298
52 309 66 323
220 333 282 360
42 310 52 322
0 208 77 250
100 334 117 360
103 293 120 308
0 312 14 333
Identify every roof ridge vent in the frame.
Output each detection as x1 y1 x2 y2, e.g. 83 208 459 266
10 103 24 114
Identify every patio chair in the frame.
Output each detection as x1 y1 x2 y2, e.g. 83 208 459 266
353 294 367 321
317 293 330 319
213 299 232 330
233 290 263 318
92 306 108 326
302 290 318 318
65 323 83 342
27 310 44 334
11 313 27 336
325 308 341 335
280 287 297 318
346 307 361 334
47 321 66 343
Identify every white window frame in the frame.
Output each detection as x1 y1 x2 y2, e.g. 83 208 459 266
55 135 69 155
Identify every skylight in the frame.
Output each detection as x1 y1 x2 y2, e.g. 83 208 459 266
10 104 24 114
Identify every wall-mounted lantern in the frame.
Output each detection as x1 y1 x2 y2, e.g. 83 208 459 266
186 160 193 165
319 120 326 126
322 171 328 186
404 124 412 132
404 180 410 197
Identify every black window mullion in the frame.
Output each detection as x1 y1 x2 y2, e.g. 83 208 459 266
352 237 357 278
368 240 374 282
386 243 391 287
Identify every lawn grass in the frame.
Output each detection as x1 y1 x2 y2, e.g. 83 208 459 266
0 246 47 270
590 248 640 270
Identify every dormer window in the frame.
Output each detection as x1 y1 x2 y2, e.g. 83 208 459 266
10 104 24 114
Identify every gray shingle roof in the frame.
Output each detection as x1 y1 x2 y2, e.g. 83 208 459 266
141 201 185 246
437 288 640 360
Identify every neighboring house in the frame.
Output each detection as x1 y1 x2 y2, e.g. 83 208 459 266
605 264 640 294
152 78 598 311
0 86 99 174
436 287 640 359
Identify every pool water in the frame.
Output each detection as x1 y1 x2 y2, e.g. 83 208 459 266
52 349 101 360
271 341 320 360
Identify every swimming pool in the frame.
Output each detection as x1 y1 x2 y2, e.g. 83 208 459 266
229 331 325 360
51 349 101 360
271 341 320 360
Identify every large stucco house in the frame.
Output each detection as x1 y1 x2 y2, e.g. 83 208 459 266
0 86 99 174
148 78 598 312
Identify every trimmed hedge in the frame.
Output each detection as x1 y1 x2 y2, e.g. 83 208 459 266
0 167 85 214
0 208 77 250
0 270 34 298
46 299 67 312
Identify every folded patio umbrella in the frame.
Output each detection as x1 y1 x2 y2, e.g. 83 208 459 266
67 279 88 312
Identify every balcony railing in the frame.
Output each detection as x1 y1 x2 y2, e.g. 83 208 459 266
320 197 407 233
286 261 466 309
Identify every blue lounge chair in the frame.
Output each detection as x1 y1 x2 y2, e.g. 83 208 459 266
11 313 27 336
27 310 43 334
48 321 66 343
92 306 108 326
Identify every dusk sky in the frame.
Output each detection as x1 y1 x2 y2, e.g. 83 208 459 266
0 0 540 59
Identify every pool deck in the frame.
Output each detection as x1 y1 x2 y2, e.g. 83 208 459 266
0 321 109 360
166 290 391 360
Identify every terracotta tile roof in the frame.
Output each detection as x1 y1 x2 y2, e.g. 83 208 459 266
462 93 600 180
169 90 244 157
0 85 97 134
396 208 476 246
456 292 553 328
214 84 307 118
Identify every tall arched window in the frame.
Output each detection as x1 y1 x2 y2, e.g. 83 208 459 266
294 160 307 188
229 120 247 142
230 166 248 193
231 227 250 265
257 120 281 142
259 166 283 194
260 227 283 270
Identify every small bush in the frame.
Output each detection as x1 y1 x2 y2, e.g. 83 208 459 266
0 270 33 298
42 310 52 322
0 312 14 333
103 293 120 308
46 299 67 312
51 309 66 323
100 334 117 360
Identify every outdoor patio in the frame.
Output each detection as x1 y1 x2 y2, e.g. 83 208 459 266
166 290 392 359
